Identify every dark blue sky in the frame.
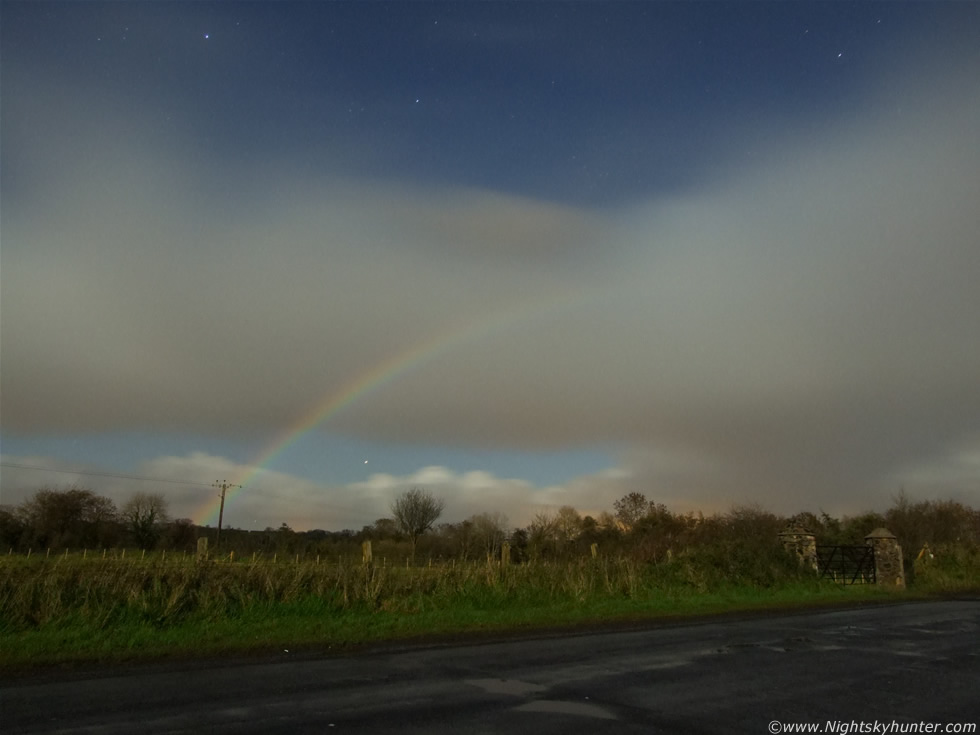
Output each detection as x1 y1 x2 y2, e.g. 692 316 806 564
6 2 964 207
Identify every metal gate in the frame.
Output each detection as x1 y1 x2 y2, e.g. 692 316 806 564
815 545 876 585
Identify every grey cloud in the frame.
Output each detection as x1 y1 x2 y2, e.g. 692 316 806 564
3 44 979 515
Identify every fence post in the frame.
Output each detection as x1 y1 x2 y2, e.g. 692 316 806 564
362 540 373 566
501 543 510 567
197 537 208 561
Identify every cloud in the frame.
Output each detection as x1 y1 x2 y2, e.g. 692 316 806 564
3 42 979 516
1 453 636 531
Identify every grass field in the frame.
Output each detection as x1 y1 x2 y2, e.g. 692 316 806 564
1 549 973 671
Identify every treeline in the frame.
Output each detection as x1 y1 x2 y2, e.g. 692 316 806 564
0 487 193 552
3 486 978 577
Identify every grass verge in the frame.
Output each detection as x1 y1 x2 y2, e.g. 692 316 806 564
2 556 974 674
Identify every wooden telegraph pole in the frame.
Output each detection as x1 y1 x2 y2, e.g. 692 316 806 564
212 480 241 550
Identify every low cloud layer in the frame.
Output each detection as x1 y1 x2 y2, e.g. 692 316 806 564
2 44 979 515
0 452 637 531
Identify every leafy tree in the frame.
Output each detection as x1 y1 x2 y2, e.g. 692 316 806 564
613 492 651 531
509 527 529 562
372 517 400 539
163 518 197 551
122 493 170 550
390 487 444 562
0 507 27 550
18 486 118 549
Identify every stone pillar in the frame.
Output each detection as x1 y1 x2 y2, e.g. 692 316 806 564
779 524 818 573
865 528 905 588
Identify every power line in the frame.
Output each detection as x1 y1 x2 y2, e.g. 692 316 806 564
0 461 216 488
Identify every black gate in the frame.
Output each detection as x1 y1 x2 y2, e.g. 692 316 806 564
815 545 876 585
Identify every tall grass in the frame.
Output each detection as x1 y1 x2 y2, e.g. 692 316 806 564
1 546 827 635
2 546 937 669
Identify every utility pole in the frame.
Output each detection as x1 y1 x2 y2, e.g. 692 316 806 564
212 480 241 550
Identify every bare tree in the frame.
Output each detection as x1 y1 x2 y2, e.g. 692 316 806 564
122 492 170 550
390 487 444 562
470 512 509 560
528 511 558 559
554 505 582 544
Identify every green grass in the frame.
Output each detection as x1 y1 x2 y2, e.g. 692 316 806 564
1 553 970 672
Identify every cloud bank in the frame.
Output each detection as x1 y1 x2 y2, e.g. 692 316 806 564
2 43 979 515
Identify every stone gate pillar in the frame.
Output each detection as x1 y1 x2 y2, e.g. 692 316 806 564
779 524 818 573
865 528 905 588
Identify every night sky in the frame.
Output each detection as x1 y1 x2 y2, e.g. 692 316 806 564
2 2 978 531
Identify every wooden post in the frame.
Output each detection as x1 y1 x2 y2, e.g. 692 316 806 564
141 549 146 560
501 542 510 567
83 548 88 559
27 548 32 559
197 537 208 561
64 548 69 559
121 549 126 560
46 548 51 558
590 543 598 559
362 540 373 566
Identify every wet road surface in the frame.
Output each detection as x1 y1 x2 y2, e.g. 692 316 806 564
3 599 978 734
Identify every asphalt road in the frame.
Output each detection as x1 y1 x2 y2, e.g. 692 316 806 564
3 600 978 734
